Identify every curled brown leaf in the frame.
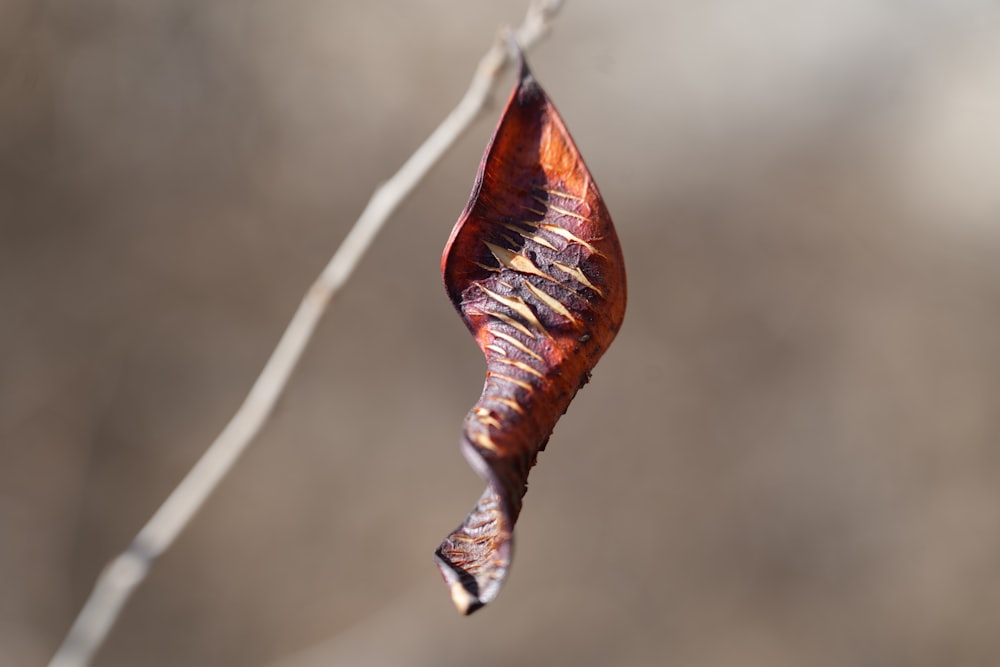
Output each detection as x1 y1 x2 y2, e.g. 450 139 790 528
435 53 627 614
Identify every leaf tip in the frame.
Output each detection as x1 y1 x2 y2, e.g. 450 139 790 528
450 581 485 616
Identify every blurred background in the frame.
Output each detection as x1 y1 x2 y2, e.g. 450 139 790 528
3 1 1000 665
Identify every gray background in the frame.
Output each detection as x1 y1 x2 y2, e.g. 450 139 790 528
3 1 1000 665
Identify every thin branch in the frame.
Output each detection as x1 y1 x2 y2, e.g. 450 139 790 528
47 3 565 666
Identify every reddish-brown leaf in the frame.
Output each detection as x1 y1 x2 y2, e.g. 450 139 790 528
436 54 627 614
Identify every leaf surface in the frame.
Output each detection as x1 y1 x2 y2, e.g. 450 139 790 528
437 54 627 614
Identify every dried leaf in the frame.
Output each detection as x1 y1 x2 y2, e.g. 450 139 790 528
435 53 627 614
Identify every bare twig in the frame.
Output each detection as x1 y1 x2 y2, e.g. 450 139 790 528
47 2 564 666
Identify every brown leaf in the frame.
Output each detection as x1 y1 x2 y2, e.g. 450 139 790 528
436 53 627 614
